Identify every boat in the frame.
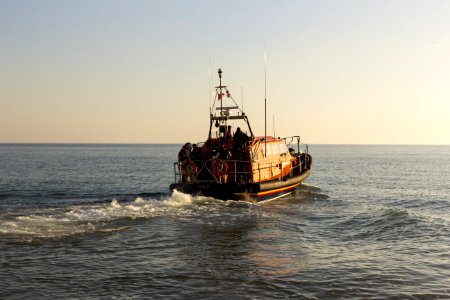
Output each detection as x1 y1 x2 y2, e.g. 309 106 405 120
169 68 312 202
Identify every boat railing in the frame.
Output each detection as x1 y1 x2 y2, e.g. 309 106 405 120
205 159 296 184
281 135 309 154
220 159 253 184
174 151 311 184
173 160 207 183
174 159 254 184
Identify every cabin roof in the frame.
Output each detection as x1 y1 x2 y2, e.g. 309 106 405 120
253 136 283 143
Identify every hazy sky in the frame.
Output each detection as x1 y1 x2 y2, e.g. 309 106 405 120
1 0 449 144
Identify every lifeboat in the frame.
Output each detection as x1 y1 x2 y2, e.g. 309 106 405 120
170 68 312 202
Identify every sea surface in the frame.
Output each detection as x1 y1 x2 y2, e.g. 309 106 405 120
0 144 449 299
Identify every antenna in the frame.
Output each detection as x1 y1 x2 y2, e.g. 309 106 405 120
218 68 223 115
273 114 276 137
264 51 267 156
241 86 244 112
208 58 213 114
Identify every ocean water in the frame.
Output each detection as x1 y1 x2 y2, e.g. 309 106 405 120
0 144 449 299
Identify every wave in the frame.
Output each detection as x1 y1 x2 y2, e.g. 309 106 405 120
293 184 330 201
300 183 322 192
336 205 450 242
0 198 152 243
0 190 172 209
0 184 332 244
0 190 258 244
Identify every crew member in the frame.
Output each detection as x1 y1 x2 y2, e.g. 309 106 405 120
233 127 250 149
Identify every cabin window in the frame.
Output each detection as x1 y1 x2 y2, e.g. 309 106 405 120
259 143 288 158
253 148 262 160
265 144 272 156
272 143 280 156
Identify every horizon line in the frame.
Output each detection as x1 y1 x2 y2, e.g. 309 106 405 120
0 142 449 146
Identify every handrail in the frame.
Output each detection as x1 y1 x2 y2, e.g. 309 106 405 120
279 135 308 154
173 148 311 184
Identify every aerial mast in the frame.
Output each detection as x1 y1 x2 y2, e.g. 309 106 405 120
218 68 223 118
264 53 267 157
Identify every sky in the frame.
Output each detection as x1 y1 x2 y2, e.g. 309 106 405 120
1 0 449 144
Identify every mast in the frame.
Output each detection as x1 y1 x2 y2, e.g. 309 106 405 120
208 68 255 140
219 68 223 115
264 53 267 157
273 114 275 138
209 59 213 114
